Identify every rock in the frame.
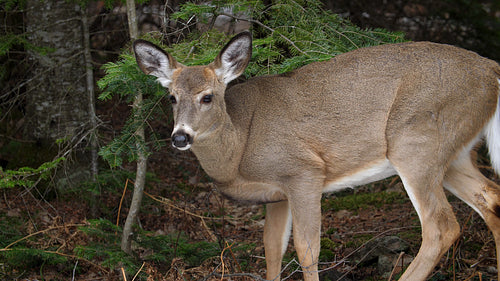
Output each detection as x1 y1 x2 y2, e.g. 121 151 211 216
348 235 414 276
379 253 414 277
487 266 498 274
334 209 353 219
385 182 405 194
378 254 393 273
350 236 409 263
319 269 352 281
6 208 21 217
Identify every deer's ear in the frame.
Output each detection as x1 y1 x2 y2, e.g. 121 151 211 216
212 31 252 85
133 40 181 88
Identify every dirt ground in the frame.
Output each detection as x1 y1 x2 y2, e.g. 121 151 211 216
1 138 499 280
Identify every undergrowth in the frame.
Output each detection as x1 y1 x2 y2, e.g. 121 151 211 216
0 166 257 280
0 215 243 280
3 0 497 280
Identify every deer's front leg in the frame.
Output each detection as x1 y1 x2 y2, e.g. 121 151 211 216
264 200 292 281
289 188 322 281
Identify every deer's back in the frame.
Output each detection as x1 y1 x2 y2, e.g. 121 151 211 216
225 41 500 182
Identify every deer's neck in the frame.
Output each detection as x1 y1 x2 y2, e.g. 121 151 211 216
190 115 244 184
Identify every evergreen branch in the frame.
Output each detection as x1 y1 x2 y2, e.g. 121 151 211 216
0 248 109 273
219 12 308 56
97 0 406 167
1 223 86 250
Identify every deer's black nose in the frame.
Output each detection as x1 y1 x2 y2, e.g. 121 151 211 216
172 130 192 150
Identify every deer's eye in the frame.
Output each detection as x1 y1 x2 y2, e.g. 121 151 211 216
201 94 213 104
169 95 177 104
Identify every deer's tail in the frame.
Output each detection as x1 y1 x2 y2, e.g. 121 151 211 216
485 79 500 175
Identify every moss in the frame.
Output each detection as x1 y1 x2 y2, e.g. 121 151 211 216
325 227 337 235
323 191 408 212
319 249 336 262
321 237 337 250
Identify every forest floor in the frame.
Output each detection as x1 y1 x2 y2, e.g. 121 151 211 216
0 76 499 281
1 133 499 281
2 0 499 279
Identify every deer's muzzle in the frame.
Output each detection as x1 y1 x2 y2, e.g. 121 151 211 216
172 129 193 150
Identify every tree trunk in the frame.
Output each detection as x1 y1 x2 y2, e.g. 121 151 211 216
25 0 95 190
82 11 100 217
25 0 88 142
121 0 149 255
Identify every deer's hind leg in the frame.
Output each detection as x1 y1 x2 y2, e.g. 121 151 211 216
392 165 460 281
444 149 500 280
387 132 461 280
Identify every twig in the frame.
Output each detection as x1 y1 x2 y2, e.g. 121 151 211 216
145 191 233 221
144 191 221 241
116 178 132 227
228 242 243 275
71 260 79 281
81 10 100 217
451 210 475 280
315 226 420 280
132 262 146 281
48 250 109 273
3 190 12 209
121 267 128 281
220 241 235 280
56 229 81 252
388 252 405 281
200 217 218 242
197 264 221 281
280 258 302 281
1 50 85 101
464 271 482 281
212 272 267 280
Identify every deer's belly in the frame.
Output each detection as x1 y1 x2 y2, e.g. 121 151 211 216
323 159 397 193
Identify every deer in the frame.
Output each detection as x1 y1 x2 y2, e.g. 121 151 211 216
133 31 500 281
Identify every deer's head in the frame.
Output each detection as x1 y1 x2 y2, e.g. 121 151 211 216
133 32 252 150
